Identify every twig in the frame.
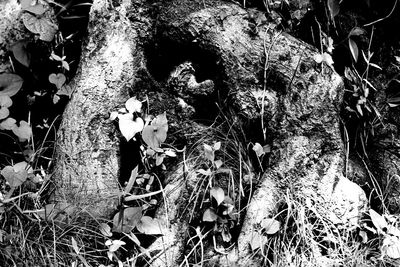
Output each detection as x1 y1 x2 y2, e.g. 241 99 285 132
364 0 398 27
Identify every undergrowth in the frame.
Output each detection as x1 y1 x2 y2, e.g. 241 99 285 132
1 0 400 266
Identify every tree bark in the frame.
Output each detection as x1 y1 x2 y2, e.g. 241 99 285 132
54 0 151 216
54 0 367 265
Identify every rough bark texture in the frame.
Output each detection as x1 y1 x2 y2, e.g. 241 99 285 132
0 0 29 73
54 0 368 265
54 0 151 216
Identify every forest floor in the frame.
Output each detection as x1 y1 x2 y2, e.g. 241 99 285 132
1 0 400 266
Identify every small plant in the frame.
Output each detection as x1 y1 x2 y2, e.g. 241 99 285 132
202 186 238 243
361 209 400 260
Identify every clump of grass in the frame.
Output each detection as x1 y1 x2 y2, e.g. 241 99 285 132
0 205 108 266
258 192 378 267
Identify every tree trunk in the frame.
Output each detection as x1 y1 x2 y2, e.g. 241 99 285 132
54 0 367 265
54 0 151 216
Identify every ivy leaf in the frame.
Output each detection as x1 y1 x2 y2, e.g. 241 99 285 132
12 120 32 142
11 41 30 67
261 218 281 235
49 73 66 89
22 13 58 42
142 112 168 149
0 73 23 97
210 187 225 206
349 38 359 62
0 117 16 130
136 216 163 235
112 207 143 233
202 208 218 222
125 97 142 113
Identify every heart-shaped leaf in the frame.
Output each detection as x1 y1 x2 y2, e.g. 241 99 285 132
11 41 31 68
0 73 23 97
0 117 16 130
210 187 225 206
12 120 32 142
22 13 58 42
202 208 218 222
112 207 143 233
125 97 142 113
136 216 163 235
118 115 144 141
261 218 281 235
49 73 66 89
1 162 32 187
249 231 267 251
142 113 168 149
